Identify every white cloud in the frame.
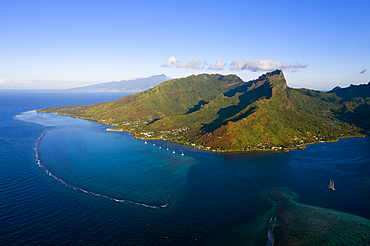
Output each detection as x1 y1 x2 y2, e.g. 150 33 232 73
0 77 66 89
161 57 307 72
0 77 25 86
229 59 308 72
0 77 45 88
208 61 227 71
176 58 208 69
176 58 206 69
161 56 180 67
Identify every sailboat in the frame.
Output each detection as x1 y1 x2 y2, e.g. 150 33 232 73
327 179 336 191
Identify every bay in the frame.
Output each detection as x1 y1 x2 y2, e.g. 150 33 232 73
1 90 370 245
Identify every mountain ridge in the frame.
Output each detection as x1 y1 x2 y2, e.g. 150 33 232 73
69 74 171 92
39 70 369 152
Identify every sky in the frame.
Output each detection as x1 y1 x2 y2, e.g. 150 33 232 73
1 0 369 90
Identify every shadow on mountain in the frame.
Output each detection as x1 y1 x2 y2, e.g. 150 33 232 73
223 83 250 97
146 118 161 126
328 82 370 102
185 100 209 115
201 82 272 133
335 103 370 131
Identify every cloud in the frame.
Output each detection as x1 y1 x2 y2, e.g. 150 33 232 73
0 77 66 89
229 59 308 72
176 58 206 69
161 57 307 73
208 61 227 71
0 77 47 88
360 69 367 74
0 77 24 86
161 56 180 67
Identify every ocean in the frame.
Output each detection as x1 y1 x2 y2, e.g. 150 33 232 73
1 90 370 245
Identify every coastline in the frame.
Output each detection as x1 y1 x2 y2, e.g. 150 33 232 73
18 111 170 209
16 110 370 245
35 109 367 153
105 125 366 153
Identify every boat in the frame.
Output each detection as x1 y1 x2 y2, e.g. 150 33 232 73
173 150 175 154
167 148 169 151
144 141 147 144
327 179 336 191
181 151 184 156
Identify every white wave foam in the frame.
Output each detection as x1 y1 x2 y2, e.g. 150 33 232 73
34 130 168 209
265 217 276 246
14 111 47 127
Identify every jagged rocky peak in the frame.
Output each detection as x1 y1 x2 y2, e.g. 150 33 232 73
245 70 287 97
250 70 286 86
257 69 283 79
331 85 342 90
266 70 287 88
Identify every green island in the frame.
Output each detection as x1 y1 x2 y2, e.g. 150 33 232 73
38 70 370 152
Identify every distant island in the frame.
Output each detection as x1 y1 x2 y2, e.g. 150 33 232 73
69 74 171 92
40 70 370 152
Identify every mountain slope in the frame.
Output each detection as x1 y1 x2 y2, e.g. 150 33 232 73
39 71 368 151
328 82 370 102
69 74 171 91
327 82 370 131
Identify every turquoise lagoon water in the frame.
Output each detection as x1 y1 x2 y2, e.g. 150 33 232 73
1 90 370 245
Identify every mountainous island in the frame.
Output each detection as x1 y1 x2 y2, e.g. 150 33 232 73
69 74 171 92
39 70 370 152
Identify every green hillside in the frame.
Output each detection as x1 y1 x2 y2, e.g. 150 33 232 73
39 70 369 151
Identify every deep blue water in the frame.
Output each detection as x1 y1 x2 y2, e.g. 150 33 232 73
1 90 370 245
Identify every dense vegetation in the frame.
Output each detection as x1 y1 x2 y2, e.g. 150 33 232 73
39 70 370 152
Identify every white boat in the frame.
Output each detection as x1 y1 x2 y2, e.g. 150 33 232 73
145 141 147 144
181 151 184 156
327 179 336 191
173 150 175 154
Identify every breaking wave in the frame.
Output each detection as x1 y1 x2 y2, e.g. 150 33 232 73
34 130 168 209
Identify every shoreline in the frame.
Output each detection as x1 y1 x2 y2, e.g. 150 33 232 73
18 110 370 245
36 110 367 153
18 111 171 210
105 125 366 153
